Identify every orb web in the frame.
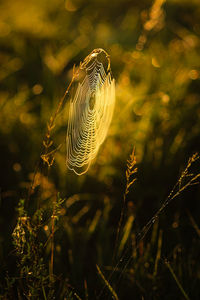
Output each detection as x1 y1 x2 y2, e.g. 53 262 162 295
66 49 115 175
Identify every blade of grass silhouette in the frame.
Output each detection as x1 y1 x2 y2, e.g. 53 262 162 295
96 265 119 300
165 259 190 300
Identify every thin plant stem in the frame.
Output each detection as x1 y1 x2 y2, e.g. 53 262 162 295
113 147 137 262
50 197 56 281
27 64 79 206
165 259 190 300
96 265 119 300
42 286 47 300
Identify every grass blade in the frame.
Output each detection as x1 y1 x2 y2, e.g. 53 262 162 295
165 259 190 300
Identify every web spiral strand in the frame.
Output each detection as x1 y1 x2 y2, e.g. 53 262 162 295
66 49 115 175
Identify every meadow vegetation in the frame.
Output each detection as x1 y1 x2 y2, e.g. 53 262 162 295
0 0 200 299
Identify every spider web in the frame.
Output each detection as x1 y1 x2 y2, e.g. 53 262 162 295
66 49 115 175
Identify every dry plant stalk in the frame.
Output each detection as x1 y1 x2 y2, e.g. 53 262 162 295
41 64 79 168
125 147 138 196
28 65 79 201
113 148 137 261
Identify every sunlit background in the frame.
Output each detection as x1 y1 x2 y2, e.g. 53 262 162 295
1 0 200 298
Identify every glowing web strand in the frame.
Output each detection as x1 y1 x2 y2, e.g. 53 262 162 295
66 49 115 175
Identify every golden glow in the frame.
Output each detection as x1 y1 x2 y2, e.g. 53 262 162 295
65 0 78 12
32 84 43 95
188 69 199 80
152 57 160 68
13 163 22 172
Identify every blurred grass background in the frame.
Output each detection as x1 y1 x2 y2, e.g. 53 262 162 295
0 0 200 299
